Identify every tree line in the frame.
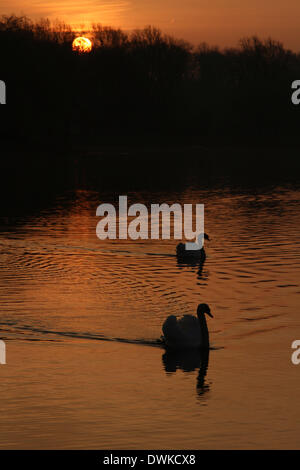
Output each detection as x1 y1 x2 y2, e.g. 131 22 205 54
1 14 299 147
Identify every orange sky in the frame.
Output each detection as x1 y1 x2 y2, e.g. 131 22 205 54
2 0 300 50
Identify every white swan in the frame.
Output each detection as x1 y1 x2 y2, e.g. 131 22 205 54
162 303 213 349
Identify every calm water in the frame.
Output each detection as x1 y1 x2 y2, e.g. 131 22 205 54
0 149 300 449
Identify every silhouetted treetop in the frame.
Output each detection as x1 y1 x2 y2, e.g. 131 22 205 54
1 15 299 145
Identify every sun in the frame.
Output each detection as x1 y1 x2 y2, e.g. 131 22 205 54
72 37 92 53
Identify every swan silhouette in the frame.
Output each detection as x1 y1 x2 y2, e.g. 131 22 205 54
162 303 213 349
162 348 210 397
176 233 210 262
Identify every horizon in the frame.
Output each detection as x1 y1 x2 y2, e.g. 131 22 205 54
2 0 300 52
1 12 299 55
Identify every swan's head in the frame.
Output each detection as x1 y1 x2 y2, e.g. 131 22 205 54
204 233 210 241
197 303 213 318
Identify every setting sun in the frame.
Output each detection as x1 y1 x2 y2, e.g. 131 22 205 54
72 36 92 53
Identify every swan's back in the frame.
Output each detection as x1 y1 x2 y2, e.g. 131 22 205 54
162 314 201 349
176 243 206 262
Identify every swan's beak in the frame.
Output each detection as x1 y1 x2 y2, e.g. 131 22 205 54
206 311 213 318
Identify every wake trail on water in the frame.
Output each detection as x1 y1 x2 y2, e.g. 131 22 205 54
0 322 222 350
0 322 165 347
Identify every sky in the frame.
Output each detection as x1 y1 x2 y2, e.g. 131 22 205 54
2 0 300 50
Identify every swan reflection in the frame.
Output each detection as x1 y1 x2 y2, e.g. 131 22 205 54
162 348 210 398
176 257 208 281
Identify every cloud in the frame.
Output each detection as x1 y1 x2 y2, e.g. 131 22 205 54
1 0 132 26
33 0 130 15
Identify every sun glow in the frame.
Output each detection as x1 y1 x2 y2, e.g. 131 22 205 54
72 36 92 53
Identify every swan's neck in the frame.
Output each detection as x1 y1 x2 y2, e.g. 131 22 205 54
198 314 209 348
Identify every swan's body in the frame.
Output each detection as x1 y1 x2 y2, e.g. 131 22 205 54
176 233 210 261
176 243 206 261
162 314 203 349
162 303 213 350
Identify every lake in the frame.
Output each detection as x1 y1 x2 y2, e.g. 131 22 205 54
0 146 300 449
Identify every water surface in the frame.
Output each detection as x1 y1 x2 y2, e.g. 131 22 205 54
0 149 300 449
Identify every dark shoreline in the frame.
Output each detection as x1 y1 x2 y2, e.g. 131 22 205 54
1 141 299 207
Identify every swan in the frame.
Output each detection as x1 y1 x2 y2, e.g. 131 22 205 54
176 233 210 260
162 303 213 349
